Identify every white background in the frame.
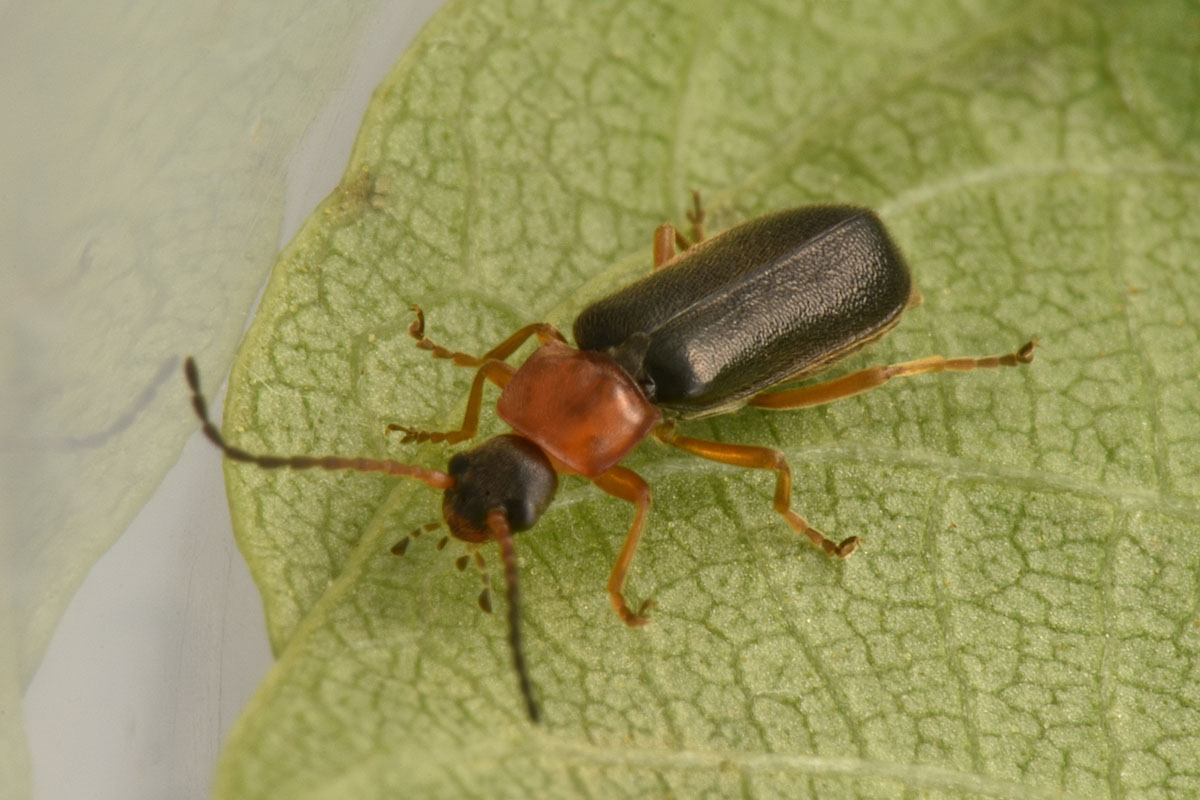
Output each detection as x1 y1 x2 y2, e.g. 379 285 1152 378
18 2 446 798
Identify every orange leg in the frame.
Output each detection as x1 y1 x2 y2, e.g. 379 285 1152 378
651 190 707 269
387 359 515 444
749 339 1037 410
592 466 654 626
655 423 859 558
652 224 679 268
391 306 567 442
407 305 566 367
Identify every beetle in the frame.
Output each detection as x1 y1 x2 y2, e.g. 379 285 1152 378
186 194 1035 723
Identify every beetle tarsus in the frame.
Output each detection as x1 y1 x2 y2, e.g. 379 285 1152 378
386 423 469 445
407 304 426 338
407 305 492 367
612 594 653 627
832 536 861 558
789 514 860 559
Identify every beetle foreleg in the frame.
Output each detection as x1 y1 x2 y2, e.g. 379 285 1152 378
407 305 566 367
387 359 515 444
748 338 1038 410
655 424 860 558
592 466 654 627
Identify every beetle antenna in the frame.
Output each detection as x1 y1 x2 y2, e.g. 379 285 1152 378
473 550 493 614
454 548 494 614
393 527 495 615
390 520 441 556
184 358 454 489
486 509 539 723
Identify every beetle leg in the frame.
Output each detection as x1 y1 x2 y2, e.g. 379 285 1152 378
651 191 708 269
686 189 706 243
652 224 680 268
591 466 654 626
407 305 566 368
387 359 515 444
655 424 860 558
748 338 1038 410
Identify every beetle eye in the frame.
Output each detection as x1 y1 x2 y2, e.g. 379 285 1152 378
506 498 539 530
447 451 470 479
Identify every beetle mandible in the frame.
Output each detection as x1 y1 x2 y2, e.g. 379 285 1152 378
187 193 1036 722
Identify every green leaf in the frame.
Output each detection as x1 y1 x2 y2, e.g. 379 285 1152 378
216 1 1200 798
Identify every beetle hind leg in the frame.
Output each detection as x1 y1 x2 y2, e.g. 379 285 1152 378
655 424 859 558
651 190 708 269
749 338 1038 411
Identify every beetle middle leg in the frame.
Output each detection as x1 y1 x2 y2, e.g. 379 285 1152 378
651 190 707 268
748 339 1037 411
655 423 860 558
591 466 654 626
388 359 516 444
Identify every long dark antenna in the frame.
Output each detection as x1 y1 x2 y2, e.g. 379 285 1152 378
184 357 454 489
487 509 539 723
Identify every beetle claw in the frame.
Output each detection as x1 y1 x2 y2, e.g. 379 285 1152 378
834 536 861 558
385 423 430 444
615 596 654 627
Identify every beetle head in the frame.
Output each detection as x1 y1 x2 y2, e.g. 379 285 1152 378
441 434 558 542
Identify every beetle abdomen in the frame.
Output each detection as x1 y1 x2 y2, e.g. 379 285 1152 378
573 206 913 417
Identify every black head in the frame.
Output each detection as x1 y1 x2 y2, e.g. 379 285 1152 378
440 434 557 723
442 434 558 542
